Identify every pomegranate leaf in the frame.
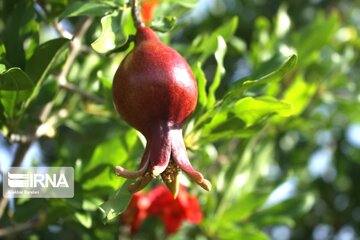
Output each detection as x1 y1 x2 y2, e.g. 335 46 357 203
150 16 177 33
194 62 208 110
249 193 315 226
197 17 238 63
207 36 227 108
162 0 197 8
283 74 317 116
232 96 294 127
92 8 135 54
0 67 34 124
24 38 69 108
230 54 297 96
2 1 39 69
75 211 92 228
0 67 34 90
98 180 133 223
26 38 69 85
58 1 117 20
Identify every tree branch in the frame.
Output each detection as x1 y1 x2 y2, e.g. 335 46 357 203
60 82 105 104
0 218 42 237
0 141 32 220
0 17 95 222
131 0 143 28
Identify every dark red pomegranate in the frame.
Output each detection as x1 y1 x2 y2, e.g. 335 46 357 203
112 25 211 197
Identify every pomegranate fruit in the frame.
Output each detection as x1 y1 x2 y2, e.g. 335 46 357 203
112 25 211 197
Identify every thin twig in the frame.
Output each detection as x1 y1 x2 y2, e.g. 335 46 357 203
131 0 143 27
0 141 32 220
0 197 8 221
60 82 105 104
58 17 93 85
0 219 40 237
56 17 105 104
0 17 95 222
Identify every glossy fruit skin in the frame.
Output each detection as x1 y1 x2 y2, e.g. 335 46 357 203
112 26 197 139
112 26 211 196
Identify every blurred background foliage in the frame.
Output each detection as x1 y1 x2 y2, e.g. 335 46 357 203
0 0 360 239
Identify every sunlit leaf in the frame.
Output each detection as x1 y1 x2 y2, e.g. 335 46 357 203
293 12 339 65
26 38 69 85
163 0 198 8
207 36 226 108
82 130 139 190
150 16 177 33
194 62 208 110
75 211 93 228
283 74 317 115
222 191 271 222
24 38 69 109
198 17 238 62
91 12 120 53
92 8 135 53
3 0 39 68
250 193 316 227
0 67 34 90
229 54 297 96
58 1 117 19
98 180 133 223
0 68 34 122
232 96 294 127
220 225 269 240
0 43 5 60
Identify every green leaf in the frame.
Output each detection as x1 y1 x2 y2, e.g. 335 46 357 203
0 68 34 122
98 180 133 223
207 36 227 108
91 12 120 53
283 74 318 115
250 193 316 227
58 1 116 19
222 191 271 222
214 141 274 227
293 12 339 65
0 43 6 60
232 96 294 127
0 67 34 90
82 130 139 190
75 211 93 228
25 38 69 85
163 0 197 8
24 38 69 110
150 16 177 33
220 225 269 240
194 62 208 110
3 0 39 68
92 8 135 53
197 17 238 63
230 54 297 96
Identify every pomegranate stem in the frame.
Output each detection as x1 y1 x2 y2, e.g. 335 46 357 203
131 0 144 28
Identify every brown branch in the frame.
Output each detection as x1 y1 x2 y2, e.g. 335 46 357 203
0 17 95 222
58 17 93 85
56 17 105 105
0 218 41 237
0 141 32 220
60 82 105 104
0 197 8 222
131 0 143 28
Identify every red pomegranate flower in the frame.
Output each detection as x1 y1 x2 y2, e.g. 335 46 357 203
120 192 150 234
141 0 160 23
121 185 203 235
147 185 203 234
